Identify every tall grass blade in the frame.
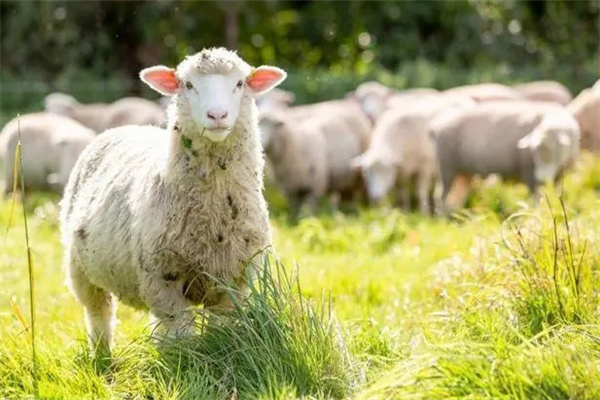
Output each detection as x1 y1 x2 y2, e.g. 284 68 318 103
4 115 22 236
16 117 39 399
9 297 30 339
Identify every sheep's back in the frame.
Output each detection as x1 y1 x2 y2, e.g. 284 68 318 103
60 125 168 305
435 102 557 177
104 97 166 129
62 124 166 227
1 113 92 190
569 86 600 152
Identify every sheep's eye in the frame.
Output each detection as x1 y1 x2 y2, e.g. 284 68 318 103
186 81 194 90
236 80 243 89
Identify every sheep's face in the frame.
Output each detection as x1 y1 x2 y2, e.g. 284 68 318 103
518 117 579 183
350 82 392 122
257 112 285 149
140 49 286 143
182 70 249 141
256 89 295 115
359 93 387 122
44 93 79 116
351 153 398 204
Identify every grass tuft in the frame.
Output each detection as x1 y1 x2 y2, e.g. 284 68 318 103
153 254 362 399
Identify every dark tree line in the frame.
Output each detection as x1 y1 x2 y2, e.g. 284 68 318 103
1 0 598 110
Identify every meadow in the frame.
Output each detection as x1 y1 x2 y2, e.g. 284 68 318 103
1 153 599 400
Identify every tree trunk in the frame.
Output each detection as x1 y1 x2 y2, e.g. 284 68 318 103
224 2 240 50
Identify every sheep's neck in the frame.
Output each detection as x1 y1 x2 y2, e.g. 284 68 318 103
165 118 259 191
163 95 262 191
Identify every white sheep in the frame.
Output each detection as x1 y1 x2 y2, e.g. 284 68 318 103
513 80 573 106
349 81 440 122
44 93 108 133
259 99 370 218
0 113 95 193
60 48 286 353
45 93 166 133
443 83 523 103
255 87 296 115
432 101 580 212
102 97 166 129
351 96 474 214
568 80 600 153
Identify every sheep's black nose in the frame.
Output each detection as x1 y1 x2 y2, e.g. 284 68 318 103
207 109 228 121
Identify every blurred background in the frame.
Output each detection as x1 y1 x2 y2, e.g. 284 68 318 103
1 0 598 125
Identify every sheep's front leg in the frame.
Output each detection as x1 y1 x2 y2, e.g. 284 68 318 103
396 177 411 212
141 273 195 339
417 172 432 216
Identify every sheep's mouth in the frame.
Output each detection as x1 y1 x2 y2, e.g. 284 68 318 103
207 127 230 133
204 127 232 142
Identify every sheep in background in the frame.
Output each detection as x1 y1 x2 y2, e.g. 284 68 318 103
0 113 95 193
256 88 296 115
568 80 600 153
443 83 523 103
157 96 171 110
432 101 580 213
260 111 327 217
61 48 286 353
45 93 166 133
513 80 573 105
44 93 108 133
349 80 439 122
351 96 474 215
102 97 166 129
260 100 370 219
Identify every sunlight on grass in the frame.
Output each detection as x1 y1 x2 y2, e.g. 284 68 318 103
1 154 599 399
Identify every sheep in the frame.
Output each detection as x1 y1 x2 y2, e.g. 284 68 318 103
60 47 286 353
255 88 296 115
260 111 327 217
45 93 166 133
432 101 580 213
349 80 439 122
385 91 442 113
0 113 95 193
351 96 474 215
443 83 523 103
259 100 370 219
568 80 600 153
102 97 166 129
513 80 573 105
284 98 370 125
44 93 108 133
275 99 372 147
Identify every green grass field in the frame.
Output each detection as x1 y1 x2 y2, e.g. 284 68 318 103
1 154 599 400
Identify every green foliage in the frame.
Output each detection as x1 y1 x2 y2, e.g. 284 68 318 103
1 0 598 121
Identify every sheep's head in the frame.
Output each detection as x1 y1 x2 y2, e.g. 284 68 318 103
257 110 286 149
140 48 286 143
350 81 393 122
351 151 399 204
44 92 79 116
517 113 580 183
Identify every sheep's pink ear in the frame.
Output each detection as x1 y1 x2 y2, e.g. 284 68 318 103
140 66 179 96
246 66 287 96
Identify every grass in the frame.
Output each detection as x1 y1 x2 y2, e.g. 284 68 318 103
1 153 599 399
